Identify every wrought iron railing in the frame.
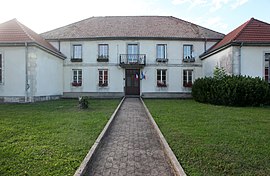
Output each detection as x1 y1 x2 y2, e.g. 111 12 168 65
119 54 146 65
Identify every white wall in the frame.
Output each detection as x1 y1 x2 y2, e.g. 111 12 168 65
202 47 233 77
34 48 63 96
241 46 270 78
0 47 26 96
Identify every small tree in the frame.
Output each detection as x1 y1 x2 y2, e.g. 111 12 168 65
78 96 89 109
213 66 227 80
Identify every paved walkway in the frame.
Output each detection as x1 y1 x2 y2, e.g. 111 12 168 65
85 98 174 176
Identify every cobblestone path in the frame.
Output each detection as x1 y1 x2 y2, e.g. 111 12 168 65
85 98 174 176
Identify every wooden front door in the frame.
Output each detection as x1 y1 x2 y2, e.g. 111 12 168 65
125 69 140 95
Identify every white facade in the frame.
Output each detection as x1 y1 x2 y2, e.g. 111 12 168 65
0 46 64 102
202 45 270 80
49 39 217 98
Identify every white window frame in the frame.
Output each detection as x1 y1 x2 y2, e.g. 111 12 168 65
72 44 82 59
72 69 82 86
98 69 108 86
183 69 193 87
127 44 139 63
98 44 109 58
183 45 193 60
157 44 167 59
157 69 167 87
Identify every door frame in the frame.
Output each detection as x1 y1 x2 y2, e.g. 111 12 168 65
125 69 140 96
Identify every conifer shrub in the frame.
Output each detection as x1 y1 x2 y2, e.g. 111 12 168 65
192 75 270 106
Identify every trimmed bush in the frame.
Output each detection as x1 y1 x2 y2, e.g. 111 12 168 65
78 96 89 109
192 75 270 106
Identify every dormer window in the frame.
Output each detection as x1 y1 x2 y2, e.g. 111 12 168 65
183 45 195 62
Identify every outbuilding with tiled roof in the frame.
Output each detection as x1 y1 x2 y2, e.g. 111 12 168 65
0 19 65 102
200 18 270 83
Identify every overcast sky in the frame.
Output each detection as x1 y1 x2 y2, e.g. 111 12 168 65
0 0 268 34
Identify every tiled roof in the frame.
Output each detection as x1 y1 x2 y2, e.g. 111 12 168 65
201 18 270 57
0 19 64 58
41 16 224 40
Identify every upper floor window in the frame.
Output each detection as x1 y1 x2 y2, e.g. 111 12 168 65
156 44 167 62
265 53 270 83
98 44 109 58
72 44 82 61
157 69 167 87
72 69 82 86
0 54 2 83
99 69 108 87
183 70 193 87
127 44 139 63
183 45 195 62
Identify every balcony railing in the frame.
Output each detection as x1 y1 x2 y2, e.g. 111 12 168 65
119 54 146 68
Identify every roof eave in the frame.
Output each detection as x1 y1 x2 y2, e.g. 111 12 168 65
0 42 66 59
44 36 223 42
200 41 270 60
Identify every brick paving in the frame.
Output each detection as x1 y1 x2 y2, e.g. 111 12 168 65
85 98 174 176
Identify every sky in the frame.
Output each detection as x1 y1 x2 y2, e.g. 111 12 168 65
0 0 268 35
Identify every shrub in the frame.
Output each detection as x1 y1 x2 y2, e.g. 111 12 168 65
192 75 270 106
78 96 89 109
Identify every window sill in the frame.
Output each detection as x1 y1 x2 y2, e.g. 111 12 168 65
183 58 195 63
97 58 109 62
71 58 83 62
156 58 168 62
71 82 82 87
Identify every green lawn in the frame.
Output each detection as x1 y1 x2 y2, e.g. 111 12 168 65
144 99 270 176
0 99 120 176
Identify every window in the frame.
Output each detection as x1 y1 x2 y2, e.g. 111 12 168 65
72 44 82 60
0 54 2 83
157 69 167 87
183 70 193 87
98 44 109 58
183 45 194 62
265 53 270 83
99 69 108 87
72 69 82 86
156 44 167 62
127 44 139 63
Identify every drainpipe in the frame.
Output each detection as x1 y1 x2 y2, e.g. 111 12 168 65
239 42 244 75
25 42 30 102
204 38 207 52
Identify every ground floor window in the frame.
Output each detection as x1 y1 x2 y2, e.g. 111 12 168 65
0 54 2 83
265 53 270 83
183 70 193 87
157 69 167 87
99 69 108 87
72 69 82 86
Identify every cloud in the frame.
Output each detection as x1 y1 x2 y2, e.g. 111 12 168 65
209 0 230 12
172 0 207 6
231 0 248 9
172 0 249 11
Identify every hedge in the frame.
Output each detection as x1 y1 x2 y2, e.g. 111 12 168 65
192 75 270 106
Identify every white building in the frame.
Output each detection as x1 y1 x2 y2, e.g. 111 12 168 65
0 19 65 102
200 18 270 84
41 16 223 98
2 17 269 102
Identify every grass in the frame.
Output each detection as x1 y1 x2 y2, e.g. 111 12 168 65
144 99 270 176
0 99 120 176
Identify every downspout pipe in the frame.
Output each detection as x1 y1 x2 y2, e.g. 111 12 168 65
25 42 30 102
239 42 244 75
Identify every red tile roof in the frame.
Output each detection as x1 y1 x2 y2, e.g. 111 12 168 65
41 16 224 40
0 19 64 58
202 18 270 57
